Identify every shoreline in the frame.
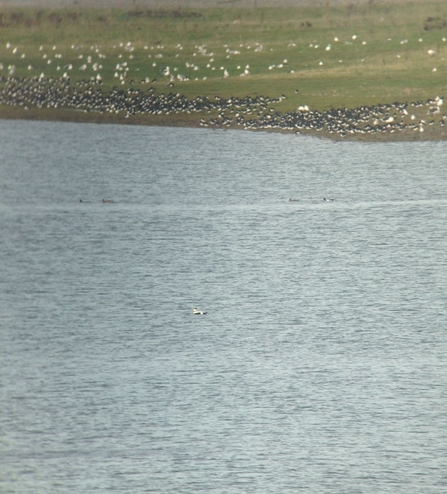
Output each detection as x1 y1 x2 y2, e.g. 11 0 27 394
2 101 447 144
2 73 447 144
2 108 446 143
3 1 447 144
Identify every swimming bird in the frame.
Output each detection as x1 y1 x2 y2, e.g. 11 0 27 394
102 198 113 203
193 308 207 315
323 197 334 202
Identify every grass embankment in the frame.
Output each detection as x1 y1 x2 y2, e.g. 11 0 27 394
1 1 447 139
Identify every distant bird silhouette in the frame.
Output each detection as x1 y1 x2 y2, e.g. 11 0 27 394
193 308 207 315
323 197 334 202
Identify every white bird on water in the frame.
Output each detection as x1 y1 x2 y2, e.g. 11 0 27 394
193 308 207 315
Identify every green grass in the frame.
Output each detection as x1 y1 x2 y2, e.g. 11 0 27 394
1 1 447 115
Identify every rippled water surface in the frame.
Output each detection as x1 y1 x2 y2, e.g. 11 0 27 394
1 120 447 493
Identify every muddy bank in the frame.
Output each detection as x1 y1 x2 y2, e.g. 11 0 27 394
1 75 446 142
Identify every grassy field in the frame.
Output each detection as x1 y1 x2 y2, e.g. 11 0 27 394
1 0 447 137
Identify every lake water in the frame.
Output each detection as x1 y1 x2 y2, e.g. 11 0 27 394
1 120 447 493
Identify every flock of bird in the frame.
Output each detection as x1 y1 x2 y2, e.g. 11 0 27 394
1 36 447 138
2 73 445 138
2 35 445 82
217 98 447 137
